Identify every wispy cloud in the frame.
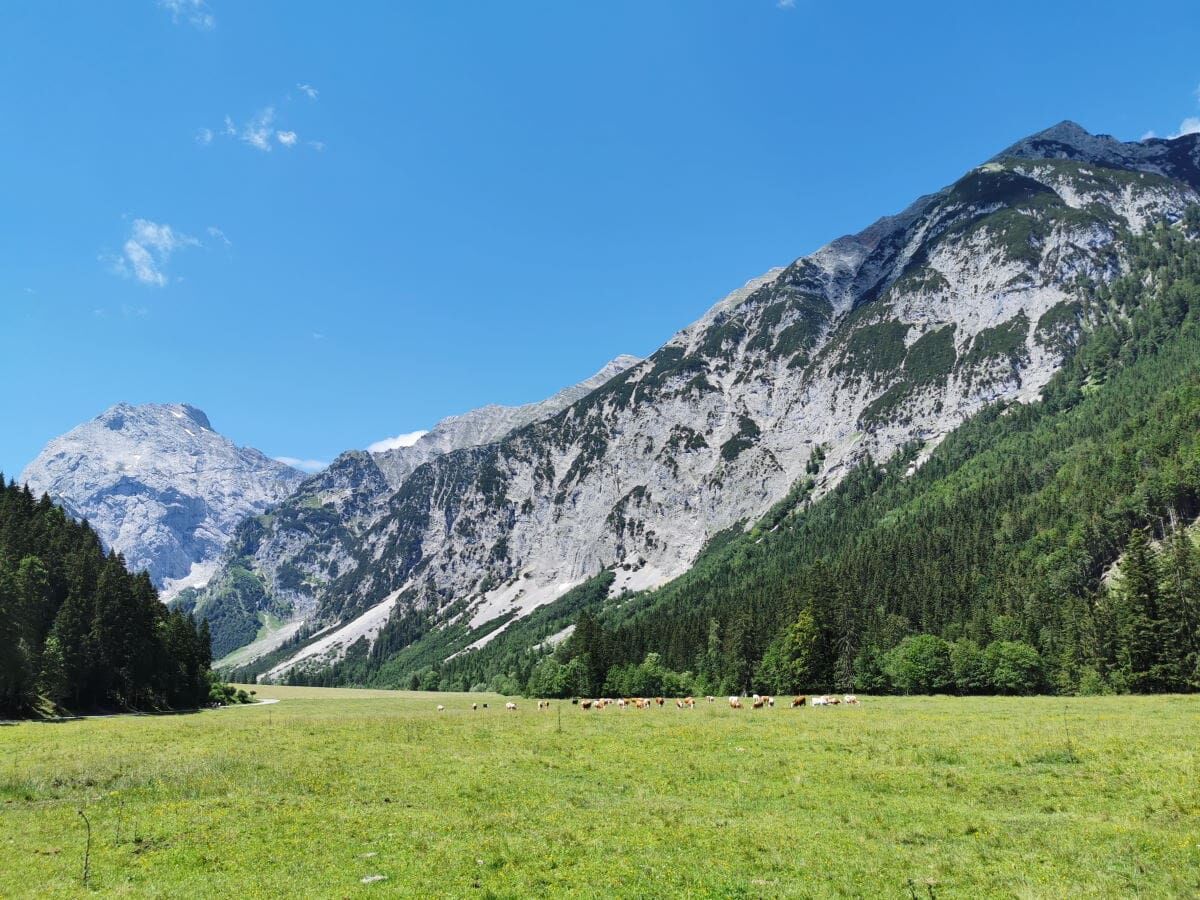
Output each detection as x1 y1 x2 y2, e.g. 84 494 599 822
242 107 276 151
206 225 232 246
777 0 796 8
367 431 429 453
159 0 214 30
274 456 328 473
204 103 321 153
297 83 319 101
109 218 199 287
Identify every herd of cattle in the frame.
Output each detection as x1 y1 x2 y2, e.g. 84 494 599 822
435 694 861 711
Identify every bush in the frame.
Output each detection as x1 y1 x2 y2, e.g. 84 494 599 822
884 634 954 694
950 639 991 694
1076 668 1110 696
986 641 1043 694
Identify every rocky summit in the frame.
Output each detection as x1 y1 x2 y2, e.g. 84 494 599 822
19 403 304 598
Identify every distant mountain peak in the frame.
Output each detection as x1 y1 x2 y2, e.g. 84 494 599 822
20 402 302 597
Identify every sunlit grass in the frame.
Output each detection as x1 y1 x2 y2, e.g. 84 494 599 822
2 690 1198 897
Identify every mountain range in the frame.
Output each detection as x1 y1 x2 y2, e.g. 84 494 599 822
19 121 1200 694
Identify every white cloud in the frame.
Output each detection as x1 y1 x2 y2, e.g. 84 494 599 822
240 107 276 151
159 0 214 30
367 431 429 453
312 331 326 340
297 83 319 101
110 218 199 287
1141 130 1158 141
209 106 323 153
274 456 328 473
777 0 796 7
1170 117 1200 138
195 127 213 145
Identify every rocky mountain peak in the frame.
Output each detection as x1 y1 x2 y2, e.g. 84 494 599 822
19 402 304 598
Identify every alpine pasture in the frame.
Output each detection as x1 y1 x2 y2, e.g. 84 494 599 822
2 688 1198 897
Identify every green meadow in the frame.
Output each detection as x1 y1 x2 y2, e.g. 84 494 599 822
2 688 1198 897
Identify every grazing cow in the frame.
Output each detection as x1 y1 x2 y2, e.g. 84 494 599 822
537 700 550 710
472 703 478 711
791 695 807 708
482 703 488 709
581 699 592 710
767 696 775 708
684 696 695 709
729 696 743 709
617 699 627 709
676 699 684 709
571 698 578 705
436 704 445 711
752 697 765 709
843 694 859 705
505 702 517 711
706 696 715 703
656 697 665 707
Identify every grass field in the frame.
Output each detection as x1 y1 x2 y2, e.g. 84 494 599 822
2 688 1198 898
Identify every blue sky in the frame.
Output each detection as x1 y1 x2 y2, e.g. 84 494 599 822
3 1 1200 476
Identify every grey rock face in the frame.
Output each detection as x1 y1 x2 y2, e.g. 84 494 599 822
195 356 641 664
19 403 304 597
372 355 643 488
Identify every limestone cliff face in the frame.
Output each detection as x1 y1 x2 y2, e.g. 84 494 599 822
19 403 303 598
192 357 640 662
249 125 1200 678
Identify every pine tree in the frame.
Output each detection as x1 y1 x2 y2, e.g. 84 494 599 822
1113 529 1164 692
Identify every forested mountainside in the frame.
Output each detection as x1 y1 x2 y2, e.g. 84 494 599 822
19 403 303 599
181 356 639 660
222 122 1200 691
279 219 1200 697
0 479 213 715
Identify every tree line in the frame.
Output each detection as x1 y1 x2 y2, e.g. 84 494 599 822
0 479 217 715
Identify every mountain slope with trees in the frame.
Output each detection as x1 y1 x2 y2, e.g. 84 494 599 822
277 217 1200 697
254 124 1200 685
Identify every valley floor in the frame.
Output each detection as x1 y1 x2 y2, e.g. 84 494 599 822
1 689 1197 897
